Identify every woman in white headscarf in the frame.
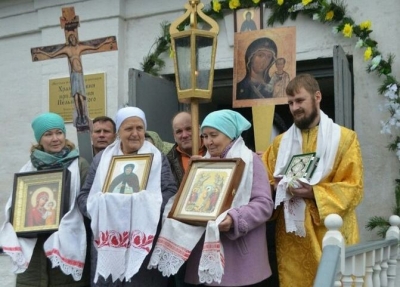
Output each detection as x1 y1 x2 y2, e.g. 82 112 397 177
77 106 177 287
149 110 274 286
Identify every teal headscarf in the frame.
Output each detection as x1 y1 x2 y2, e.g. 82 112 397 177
31 112 66 142
30 112 78 169
200 110 251 140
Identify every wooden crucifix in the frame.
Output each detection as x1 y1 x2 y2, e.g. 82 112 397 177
31 7 118 164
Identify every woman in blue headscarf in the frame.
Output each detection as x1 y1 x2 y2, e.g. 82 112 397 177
0 112 90 287
184 109 275 286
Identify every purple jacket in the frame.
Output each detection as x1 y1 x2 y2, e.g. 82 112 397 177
184 153 274 286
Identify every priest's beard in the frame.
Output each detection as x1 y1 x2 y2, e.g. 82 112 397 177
293 102 318 130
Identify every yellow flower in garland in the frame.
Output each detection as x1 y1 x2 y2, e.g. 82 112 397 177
364 47 372 61
253 0 260 3
302 0 312 5
342 23 353 38
360 20 372 31
212 0 221 12
325 10 334 21
229 0 240 9
277 0 284 5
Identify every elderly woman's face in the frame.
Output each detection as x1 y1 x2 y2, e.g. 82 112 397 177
40 129 66 153
201 127 231 157
118 117 145 154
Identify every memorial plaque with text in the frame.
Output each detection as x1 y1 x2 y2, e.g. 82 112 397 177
49 73 106 122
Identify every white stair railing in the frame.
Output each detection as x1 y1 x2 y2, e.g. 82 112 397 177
314 214 400 287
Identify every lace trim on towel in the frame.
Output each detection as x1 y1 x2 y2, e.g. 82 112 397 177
147 237 189 277
283 198 306 237
2 247 29 272
198 241 224 284
46 249 83 281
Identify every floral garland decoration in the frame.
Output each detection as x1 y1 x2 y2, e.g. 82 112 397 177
207 0 398 123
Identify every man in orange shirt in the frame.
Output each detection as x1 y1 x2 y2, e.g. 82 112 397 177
166 112 206 186
166 111 206 287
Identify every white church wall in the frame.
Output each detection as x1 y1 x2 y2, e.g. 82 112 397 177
0 0 123 229
0 32 43 215
0 0 399 245
351 0 400 241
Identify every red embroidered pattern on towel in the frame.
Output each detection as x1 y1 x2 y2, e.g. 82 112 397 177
202 241 225 266
156 237 191 260
95 230 154 252
2 246 22 252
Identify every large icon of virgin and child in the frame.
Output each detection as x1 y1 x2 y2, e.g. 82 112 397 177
233 27 296 106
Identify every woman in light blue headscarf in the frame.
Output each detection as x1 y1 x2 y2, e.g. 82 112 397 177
183 109 275 286
200 109 252 158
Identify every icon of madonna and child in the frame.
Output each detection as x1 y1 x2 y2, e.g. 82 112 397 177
25 187 58 228
184 171 227 214
236 37 290 100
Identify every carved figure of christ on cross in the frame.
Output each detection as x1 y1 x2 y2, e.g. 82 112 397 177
31 7 117 132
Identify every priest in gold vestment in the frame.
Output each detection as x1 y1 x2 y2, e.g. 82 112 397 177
262 74 363 287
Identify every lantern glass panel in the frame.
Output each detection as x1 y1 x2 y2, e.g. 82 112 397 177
175 36 191 90
195 36 213 90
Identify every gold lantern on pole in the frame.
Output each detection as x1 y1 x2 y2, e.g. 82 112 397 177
169 0 219 155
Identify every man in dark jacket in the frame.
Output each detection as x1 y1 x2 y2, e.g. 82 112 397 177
166 112 206 287
166 112 206 187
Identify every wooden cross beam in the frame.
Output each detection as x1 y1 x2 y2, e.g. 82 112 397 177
31 7 118 163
